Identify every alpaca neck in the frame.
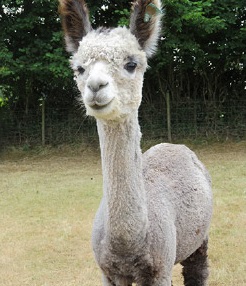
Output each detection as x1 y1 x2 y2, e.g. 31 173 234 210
97 113 148 253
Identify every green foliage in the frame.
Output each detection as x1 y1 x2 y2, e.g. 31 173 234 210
147 0 245 103
115 8 130 27
0 86 9 107
88 0 130 27
0 0 245 145
157 0 228 69
0 0 73 111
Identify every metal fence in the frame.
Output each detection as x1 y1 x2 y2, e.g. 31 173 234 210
0 99 245 148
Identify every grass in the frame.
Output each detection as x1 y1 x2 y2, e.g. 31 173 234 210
0 142 245 285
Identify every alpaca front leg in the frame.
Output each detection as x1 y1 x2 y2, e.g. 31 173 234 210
140 276 172 286
156 277 172 286
102 274 115 286
102 274 131 286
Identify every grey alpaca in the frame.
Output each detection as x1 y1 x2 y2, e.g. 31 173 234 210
59 0 213 285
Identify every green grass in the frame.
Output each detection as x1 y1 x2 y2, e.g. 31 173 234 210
0 142 245 285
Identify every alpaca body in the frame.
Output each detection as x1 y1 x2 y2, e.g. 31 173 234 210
59 0 213 284
92 114 212 285
143 143 212 264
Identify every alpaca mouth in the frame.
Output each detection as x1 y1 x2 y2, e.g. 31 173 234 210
89 99 113 111
91 104 107 110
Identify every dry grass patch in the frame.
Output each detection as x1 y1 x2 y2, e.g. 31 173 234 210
0 142 245 285
0 149 102 286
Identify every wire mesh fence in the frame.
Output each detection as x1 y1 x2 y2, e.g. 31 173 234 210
0 98 245 148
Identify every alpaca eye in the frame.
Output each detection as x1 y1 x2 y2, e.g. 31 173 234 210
77 66 85 74
124 62 137 73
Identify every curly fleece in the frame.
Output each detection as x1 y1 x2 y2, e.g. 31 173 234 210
59 0 213 285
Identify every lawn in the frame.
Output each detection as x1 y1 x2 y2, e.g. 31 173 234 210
0 142 245 286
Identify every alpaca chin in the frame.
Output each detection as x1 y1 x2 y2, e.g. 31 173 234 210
85 99 121 121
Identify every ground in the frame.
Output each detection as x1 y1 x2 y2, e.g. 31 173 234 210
0 142 245 286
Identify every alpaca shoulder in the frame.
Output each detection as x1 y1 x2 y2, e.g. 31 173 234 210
142 142 212 210
142 143 211 189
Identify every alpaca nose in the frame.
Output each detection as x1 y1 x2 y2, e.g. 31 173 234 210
87 78 108 93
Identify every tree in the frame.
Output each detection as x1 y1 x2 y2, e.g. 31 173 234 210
0 0 73 114
0 0 245 145
149 0 245 98
141 0 245 138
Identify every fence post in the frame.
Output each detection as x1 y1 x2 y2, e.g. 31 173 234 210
166 91 172 143
41 97 45 146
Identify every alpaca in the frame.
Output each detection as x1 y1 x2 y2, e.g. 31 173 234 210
59 0 213 285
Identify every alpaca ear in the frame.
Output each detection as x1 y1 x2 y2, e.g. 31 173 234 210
59 0 92 53
130 0 162 58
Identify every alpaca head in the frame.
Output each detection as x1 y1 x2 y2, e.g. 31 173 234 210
59 0 162 121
